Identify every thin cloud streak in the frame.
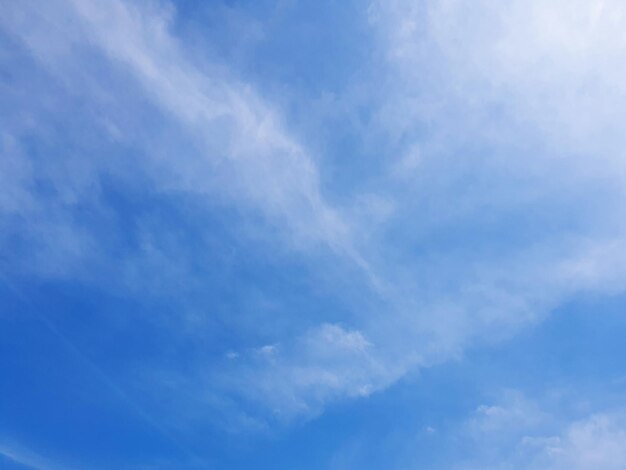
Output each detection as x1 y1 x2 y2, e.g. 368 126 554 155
0 442 61 470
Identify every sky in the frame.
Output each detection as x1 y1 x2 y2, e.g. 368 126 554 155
2 0 626 468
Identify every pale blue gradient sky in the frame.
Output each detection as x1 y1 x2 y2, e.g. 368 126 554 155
3 1 626 468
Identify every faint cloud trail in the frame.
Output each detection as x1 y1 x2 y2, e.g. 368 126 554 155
0 270 202 467
0 444 53 470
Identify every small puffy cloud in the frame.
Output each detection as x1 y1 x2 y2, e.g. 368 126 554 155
537 413 626 470
454 390 626 470
216 323 397 421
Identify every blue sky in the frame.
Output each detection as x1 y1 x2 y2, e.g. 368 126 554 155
3 0 626 468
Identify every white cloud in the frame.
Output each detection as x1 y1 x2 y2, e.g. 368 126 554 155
542 413 626 469
457 392 626 470
471 391 547 436
218 323 396 420
358 0 626 376
370 0 626 163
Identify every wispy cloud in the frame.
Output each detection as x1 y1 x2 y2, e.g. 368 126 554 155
68 0 361 260
0 440 63 470
1 0 374 288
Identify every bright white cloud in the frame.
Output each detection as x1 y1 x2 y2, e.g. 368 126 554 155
370 0 626 163
457 391 626 470
360 0 626 359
